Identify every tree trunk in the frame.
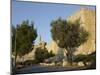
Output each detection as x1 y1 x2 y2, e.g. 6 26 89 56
66 47 73 66
15 52 17 69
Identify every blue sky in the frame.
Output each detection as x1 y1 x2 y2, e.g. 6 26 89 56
12 0 95 44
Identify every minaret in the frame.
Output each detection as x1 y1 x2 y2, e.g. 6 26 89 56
39 35 42 43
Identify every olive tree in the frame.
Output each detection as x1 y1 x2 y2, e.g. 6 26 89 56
50 18 89 65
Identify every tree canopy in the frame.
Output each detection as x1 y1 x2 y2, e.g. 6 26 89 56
12 20 37 56
35 47 55 63
51 18 89 49
35 47 49 63
50 18 89 65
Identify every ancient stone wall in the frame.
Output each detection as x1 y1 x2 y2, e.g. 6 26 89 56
67 8 96 55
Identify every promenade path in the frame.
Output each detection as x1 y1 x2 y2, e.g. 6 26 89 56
16 65 87 74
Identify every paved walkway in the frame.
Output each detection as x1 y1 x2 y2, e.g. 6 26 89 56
16 65 87 74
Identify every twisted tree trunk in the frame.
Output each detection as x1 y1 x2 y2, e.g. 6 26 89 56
66 47 76 66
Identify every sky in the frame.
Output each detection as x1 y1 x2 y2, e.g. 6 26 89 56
12 0 95 44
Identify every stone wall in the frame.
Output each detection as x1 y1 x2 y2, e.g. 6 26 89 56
67 8 96 55
46 41 60 54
